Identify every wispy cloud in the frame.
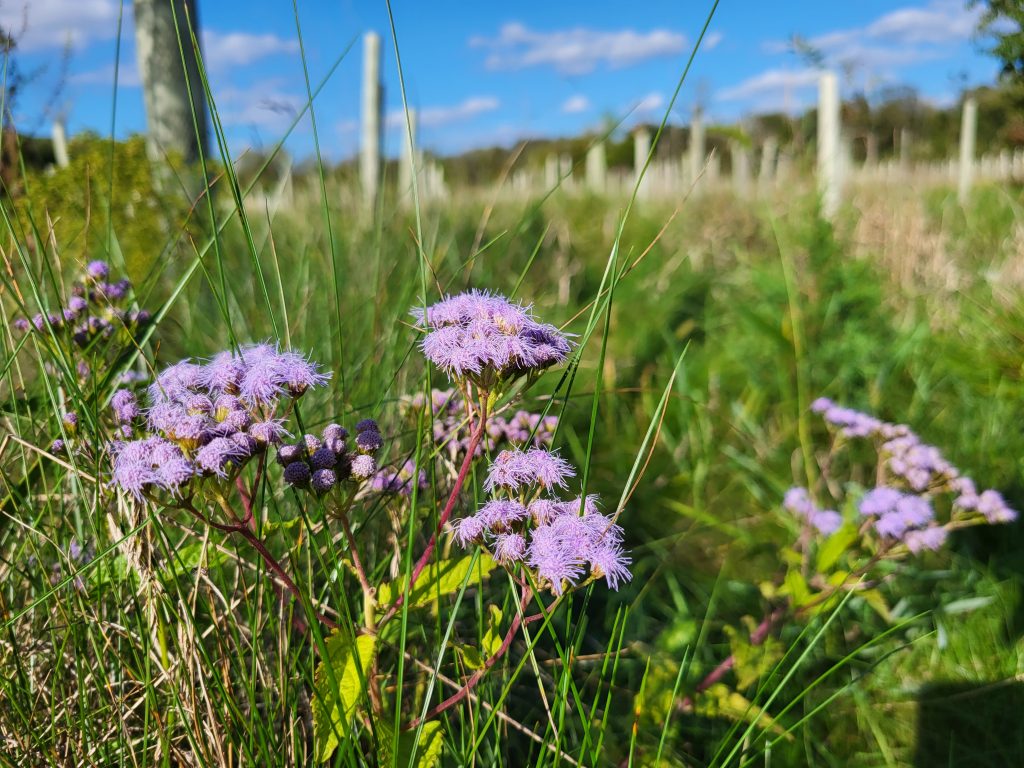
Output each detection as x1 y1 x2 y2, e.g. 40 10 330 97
470 22 685 75
717 68 819 102
561 94 590 114
0 0 121 51
634 92 666 113
703 31 723 51
200 30 298 70
383 96 500 129
764 0 982 72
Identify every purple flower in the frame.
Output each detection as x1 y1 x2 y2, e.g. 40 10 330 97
310 446 337 470
528 498 565 525
50 439 65 454
195 437 245 477
453 515 486 546
13 318 29 332
977 489 1018 523
371 460 428 495
351 454 376 479
783 487 815 519
276 444 303 465
414 290 572 380
311 468 337 493
355 429 382 453
302 434 323 455
284 461 311 487
484 448 575 493
86 260 110 280
905 525 949 554
249 419 289 445
355 418 378 433
68 295 88 314
478 499 528 528
148 361 204 403
525 506 630 595
809 509 843 536
858 487 903 517
62 412 78 430
111 437 194 499
110 390 139 423
810 397 833 413
492 532 527 563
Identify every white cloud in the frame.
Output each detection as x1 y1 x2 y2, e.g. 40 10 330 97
200 30 298 70
764 0 982 72
470 22 685 75
383 96 500 130
0 0 120 51
717 68 819 102
634 92 665 113
703 31 723 51
561 94 590 114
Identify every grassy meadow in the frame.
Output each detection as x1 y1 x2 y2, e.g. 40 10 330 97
1 115 1024 768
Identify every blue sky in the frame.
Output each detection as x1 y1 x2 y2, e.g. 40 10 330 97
2 0 1002 159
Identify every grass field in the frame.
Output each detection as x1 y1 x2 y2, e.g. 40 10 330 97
1 99 1024 767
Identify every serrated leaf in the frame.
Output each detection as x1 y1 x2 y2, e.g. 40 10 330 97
311 633 377 763
815 522 858 572
377 553 496 611
378 721 444 768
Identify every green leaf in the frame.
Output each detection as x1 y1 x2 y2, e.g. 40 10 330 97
859 588 892 622
695 683 789 738
377 553 496 611
815 522 859 572
453 644 486 670
311 632 377 763
779 569 812 607
482 604 503 657
378 721 444 768
725 618 784 691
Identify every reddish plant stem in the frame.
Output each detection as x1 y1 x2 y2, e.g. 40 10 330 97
405 587 543 730
235 525 339 632
380 396 489 626
679 606 787 710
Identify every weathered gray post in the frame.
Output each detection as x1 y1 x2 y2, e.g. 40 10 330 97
957 96 977 204
731 141 751 196
544 154 558 188
688 107 705 189
899 127 912 169
816 71 840 218
758 136 777 186
585 141 606 193
633 127 651 197
360 32 382 210
399 107 418 195
133 0 208 164
52 121 69 169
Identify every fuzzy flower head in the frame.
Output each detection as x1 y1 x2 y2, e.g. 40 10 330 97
454 449 631 595
413 290 572 383
485 448 575 493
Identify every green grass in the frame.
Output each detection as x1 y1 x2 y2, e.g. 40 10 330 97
2 10 1024 765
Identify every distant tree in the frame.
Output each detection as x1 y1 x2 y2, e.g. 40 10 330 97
133 0 208 165
971 0 1024 82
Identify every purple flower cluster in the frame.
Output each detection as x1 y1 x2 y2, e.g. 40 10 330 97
279 419 379 495
857 487 947 551
812 397 1017 523
783 487 843 535
453 449 631 595
15 260 150 348
109 345 329 500
412 290 572 382
403 388 558 456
